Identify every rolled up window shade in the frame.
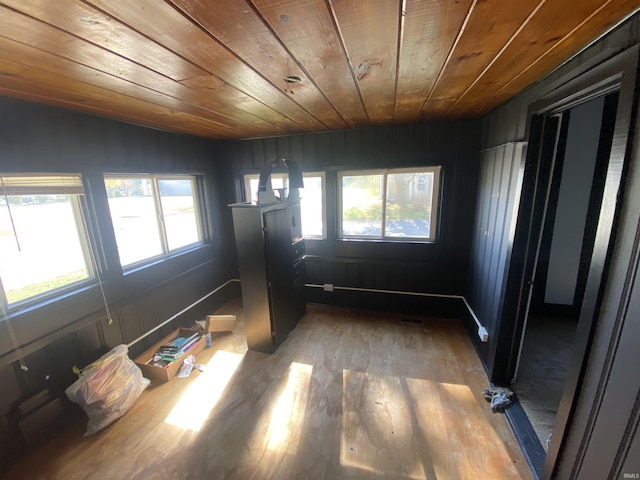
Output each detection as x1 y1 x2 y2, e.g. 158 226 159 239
0 174 84 195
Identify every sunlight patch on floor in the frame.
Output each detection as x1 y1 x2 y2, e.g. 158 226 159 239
340 370 427 480
266 362 313 452
165 350 244 431
405 377 468 479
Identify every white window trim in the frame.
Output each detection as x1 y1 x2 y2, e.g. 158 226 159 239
0 174 95 309
338 166 441 242
242 172 326 239
104 174 203 269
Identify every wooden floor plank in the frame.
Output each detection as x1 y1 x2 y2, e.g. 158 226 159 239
5 300 532 479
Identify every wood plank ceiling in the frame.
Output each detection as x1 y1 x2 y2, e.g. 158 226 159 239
0 0 638 140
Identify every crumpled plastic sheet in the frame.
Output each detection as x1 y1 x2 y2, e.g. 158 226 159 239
65 344 150 435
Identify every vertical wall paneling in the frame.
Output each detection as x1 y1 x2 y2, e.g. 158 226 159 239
344 130 362 166
289 135 304 164
237 141 254 170
263 137 278 163
315 133 331 167
330 131 346 166
224 121 482 316
119 303 143 344
47 335 81 388
74 323 105 366
0 96 236 470
375 127 394 165
409 123 429 162
359 128 377 166
487 145 516 330
471 150 492 321
482 152 504 320
468 140 542 367
100 314 126 350
275 136 290 160
490 145 521 335
0 364 22 415
251 140 264 169
392 125 411 162
302 134 318 167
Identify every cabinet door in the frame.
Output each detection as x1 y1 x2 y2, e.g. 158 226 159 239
264 209 297 345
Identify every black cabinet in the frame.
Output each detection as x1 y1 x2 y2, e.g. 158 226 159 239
230 198 306 353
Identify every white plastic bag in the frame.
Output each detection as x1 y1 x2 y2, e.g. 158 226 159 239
65 344 150 435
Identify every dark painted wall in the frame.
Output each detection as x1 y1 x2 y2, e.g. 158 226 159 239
219 121 481 315
468 13 640 480
467 141 524 365
0 98 238 470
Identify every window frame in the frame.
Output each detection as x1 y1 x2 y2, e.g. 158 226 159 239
104 173 204 270
242 171 327 239
0 174 96 310
338 166 441 242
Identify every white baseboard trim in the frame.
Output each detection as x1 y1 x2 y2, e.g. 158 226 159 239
128 278 239 347
305 283 488 342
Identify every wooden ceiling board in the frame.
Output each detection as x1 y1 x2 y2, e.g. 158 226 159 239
251 0 370 128
0 7 290 138
0 60 232 139
421 0 543 120
0 6 184 98
169 0 349 131
393 0 474 124
0 0 207 81
179 74 302 134
328 0 401 126
86 0 327 133
0 36 230 127
462 0 640 117
0 84 218 139
0 0 637 139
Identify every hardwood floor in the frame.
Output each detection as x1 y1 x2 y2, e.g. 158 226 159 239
5 300 532 479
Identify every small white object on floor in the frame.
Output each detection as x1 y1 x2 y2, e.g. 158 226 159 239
177 355 195 378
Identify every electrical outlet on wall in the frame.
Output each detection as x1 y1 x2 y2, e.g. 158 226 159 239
478 326 489 342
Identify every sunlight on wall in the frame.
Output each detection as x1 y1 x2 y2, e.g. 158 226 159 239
165 350 244 432
266 362 313 452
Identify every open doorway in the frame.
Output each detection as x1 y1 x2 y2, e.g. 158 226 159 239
492 45 639 480
511 92 619 452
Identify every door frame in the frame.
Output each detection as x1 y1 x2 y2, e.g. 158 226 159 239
492 45 639 479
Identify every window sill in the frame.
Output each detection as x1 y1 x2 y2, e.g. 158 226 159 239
3 281 98 319
337 237 437 245
121 243 207 276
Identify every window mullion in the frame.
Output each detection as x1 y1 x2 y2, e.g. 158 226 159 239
381 173 388 239
152 177 169 253
193 178 205 242
72 195 96 279
0 276 9 311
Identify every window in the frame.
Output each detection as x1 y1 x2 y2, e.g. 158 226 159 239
339 167 441 241
243 172 325 238
0 175 93 307
104 175 202 268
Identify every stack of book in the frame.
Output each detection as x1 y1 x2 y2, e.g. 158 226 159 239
153 331 201 365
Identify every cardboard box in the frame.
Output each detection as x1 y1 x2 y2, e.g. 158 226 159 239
198 314 237 333
134 328 205 382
